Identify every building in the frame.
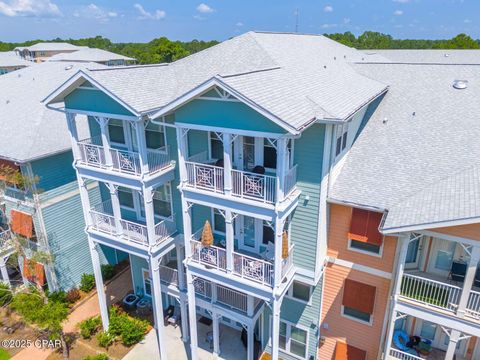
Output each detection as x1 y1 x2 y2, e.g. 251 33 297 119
43 32 480 360
0 61 123 291
0 51 31 75
15 42 83 62
48 48 136 66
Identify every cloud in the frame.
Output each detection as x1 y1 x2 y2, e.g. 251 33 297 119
197 3 214 13
0 0 61 17
464 18 471 23
134 3 165 20
393 0 410 3
394 9 403 15
236 21 243 27
321 23 337 29
74 3 117 22
323 5 333 12
343 17 351 24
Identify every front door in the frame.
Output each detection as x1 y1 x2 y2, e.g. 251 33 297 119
405 237 422 270
237 215 261 253
427 238 457 277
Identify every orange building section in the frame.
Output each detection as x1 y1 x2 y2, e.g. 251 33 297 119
431 223 480 241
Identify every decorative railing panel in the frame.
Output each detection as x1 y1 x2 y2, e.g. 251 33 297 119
185 162 224 194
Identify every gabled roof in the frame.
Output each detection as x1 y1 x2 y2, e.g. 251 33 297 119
45 31 387 133
0 51 31 68
47 48 135 63
329 62 480 230
17 42 81 52
0 61 105 162
363 49 480 65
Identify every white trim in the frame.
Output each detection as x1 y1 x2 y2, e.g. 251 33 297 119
64 108 139 122
347 238 384 258
328 257 392 280
176 122 288 139
268 316 310 360
341 305 374 326
382 216 480 235
142 267 152 297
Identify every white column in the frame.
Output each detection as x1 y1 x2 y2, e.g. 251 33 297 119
107 183 123 235
383 310 397 360
176 127 188 184
98 117 114 168
247 295 254 317
273 216 285 288
0 257 10 287
186 271 198 360
88 239 109 330
149 257 168 360
143 186 157 246
247 324 255 360
225 210 234 272
182 198 193 258
275 138 287 202
212 312 220 356
135 120 149 174
65 113 81 161
78 177 92 226
175 243 186 290
457 246 480 317
270 297 282 360
179 292 190 342
445 329 461 360
222 133 232 196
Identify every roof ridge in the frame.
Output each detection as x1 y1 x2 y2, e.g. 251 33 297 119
88 63 169 71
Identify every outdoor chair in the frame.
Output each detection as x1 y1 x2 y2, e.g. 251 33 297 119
260 241 275 261
449 261 467 283
167 305 181 328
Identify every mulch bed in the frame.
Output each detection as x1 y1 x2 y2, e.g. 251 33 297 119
0 308 40 357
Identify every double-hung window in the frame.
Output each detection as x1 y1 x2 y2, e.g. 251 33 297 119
288 281 312 303
335 123 349 156
278 320 308 358
145 121 166 150
153 183 172 218
108 119 126 146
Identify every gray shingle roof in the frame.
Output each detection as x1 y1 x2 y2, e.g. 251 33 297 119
47 48 135 63
0 52 31 68
364 49 480 65
329 62 480 229
0 61 104 162
17 42 81 52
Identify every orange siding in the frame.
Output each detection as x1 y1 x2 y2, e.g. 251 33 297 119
432 223 480 241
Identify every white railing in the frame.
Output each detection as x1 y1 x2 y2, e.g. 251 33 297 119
284 165 298 197
90 210 117 236
190 239 227 271
216 284 248 312
78 139 107 169
466 290 480 319
0 228 12 250
193 277 212 299
281 244 295 278
110 148 142 174
399 273 461 312
147 146 172 174
159 265 178 286
153 215 176 245
233 251 274 287
232 169 276 204
185 162 224 194
389 348 423 360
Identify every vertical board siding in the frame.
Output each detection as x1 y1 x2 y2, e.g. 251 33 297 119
30 151 76 192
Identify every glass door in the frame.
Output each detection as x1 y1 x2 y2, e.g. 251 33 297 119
237 215 262 253
427 238 457 277
405 237 421 270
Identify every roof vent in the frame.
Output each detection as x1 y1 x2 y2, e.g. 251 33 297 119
444 53 449 57
64 65 73 70
453 80 468 90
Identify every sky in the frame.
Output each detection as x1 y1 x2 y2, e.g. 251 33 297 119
0 0 478 43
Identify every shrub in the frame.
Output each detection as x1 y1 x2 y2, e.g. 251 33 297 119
0 283 12 307
79 316 102 339
10 291 44 323
79 274 95 293
47 290 67 304
66 288 81 304
101 264 115 281
120 318 148 346
96 331 114 348
83 354 108 360
108 310 129 337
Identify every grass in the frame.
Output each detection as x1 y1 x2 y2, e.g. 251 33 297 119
0 349 10 360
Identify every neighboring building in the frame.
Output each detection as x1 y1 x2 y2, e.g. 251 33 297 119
15 42 83 62
0 61 123 291
0 51 31 75
48 48 136 66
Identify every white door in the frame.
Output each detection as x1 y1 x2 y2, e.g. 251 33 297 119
427 238 457 277
237 215 260 253
405 237 422 270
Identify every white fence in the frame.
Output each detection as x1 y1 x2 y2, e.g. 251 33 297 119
466 290 480 319
389 348 423 360
185 162 225 194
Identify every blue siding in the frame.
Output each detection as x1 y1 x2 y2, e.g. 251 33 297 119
65 88 135 116
175 99 285 134
30 152 76 192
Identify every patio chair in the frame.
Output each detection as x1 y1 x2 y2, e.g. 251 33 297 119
260 242 275 261
449 261 467 283
167 306 181 328
206 331 214 349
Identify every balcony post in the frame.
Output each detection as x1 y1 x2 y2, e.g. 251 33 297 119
135 120 150 174
179 292 190 342
186 271 199 360
143 186 157 246
212 312 220 356
445 329 461 360
273 216 285 287
270 297 282 360
393 233 411 299
149 256 168 360
225 210 234 272
247 323 255 360
107 183 124 235
457 246 480 317
247 295 254 316
65 112 81 161
275 138 287 202
182 198 193 258
175 243 186 290
0 256 10 287
222 133 232 195
78 177 92 226
176 127 188 184
98 117 114 168
88 239 109 330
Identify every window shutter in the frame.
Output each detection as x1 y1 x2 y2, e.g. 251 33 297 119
334 341 367 360
348 208 383 246
11 210 33 238
23 257 46 286
342 279 376 314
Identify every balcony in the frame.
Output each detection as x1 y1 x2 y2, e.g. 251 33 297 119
77 137 173 178
0 228 13 254
89 200 176 248
188 229 294 288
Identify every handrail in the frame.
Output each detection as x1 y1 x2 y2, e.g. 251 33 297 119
466 289 480 319
389 348 424 360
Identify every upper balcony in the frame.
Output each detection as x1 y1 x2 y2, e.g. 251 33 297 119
0 226 14 255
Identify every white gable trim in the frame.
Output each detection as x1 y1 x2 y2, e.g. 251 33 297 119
382 216 480 235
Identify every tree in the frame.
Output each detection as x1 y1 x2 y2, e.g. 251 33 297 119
357 31 393 49
446 33 480 49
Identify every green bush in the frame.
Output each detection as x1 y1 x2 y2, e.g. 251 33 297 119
10 291 44 323
108 311 129 337
0 283 12 307
79 274 95 293
120 318 148 346
82 354 108 360
47 290 67 304
96 331 114 348
79 316 102 339
101 264 115 281
66 288 80 303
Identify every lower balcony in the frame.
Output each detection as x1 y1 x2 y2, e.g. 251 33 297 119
0 227 14 254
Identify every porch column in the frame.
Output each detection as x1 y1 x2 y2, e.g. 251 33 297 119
222 132 232 195
186 271 199 360
88 239 109 330
445 329 461 360
457 246 480 317
65 113 81 161
225 210 234 272
149 256 168 360
179 292 190 342
247 295 254 316
383 310 397 360
182 198 193 258
273 216 285 288
176 127 188 184
98 117 114 168
270 297 282 360
143 186 157 246
107 183 123 235
135 120 149 174
0 256 10 287
78 177 92 226
175 244 186 290
275 138 287 202
247 323 255 360
212 312 220 356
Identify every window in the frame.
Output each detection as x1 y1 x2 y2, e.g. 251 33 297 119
142 269 152 296
209 132 223 160
419 321 436 341
212 209 226 234
348 239 382 255
278 320 308 358
335 123 349 156
108 119 126 144
145 121 166 150
118 187 135 209
405 238 420 264
342 307 371 323
347 208 384 256
288 281 311 303
153 184 172 218
264 138 277 169
341 279 376 325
